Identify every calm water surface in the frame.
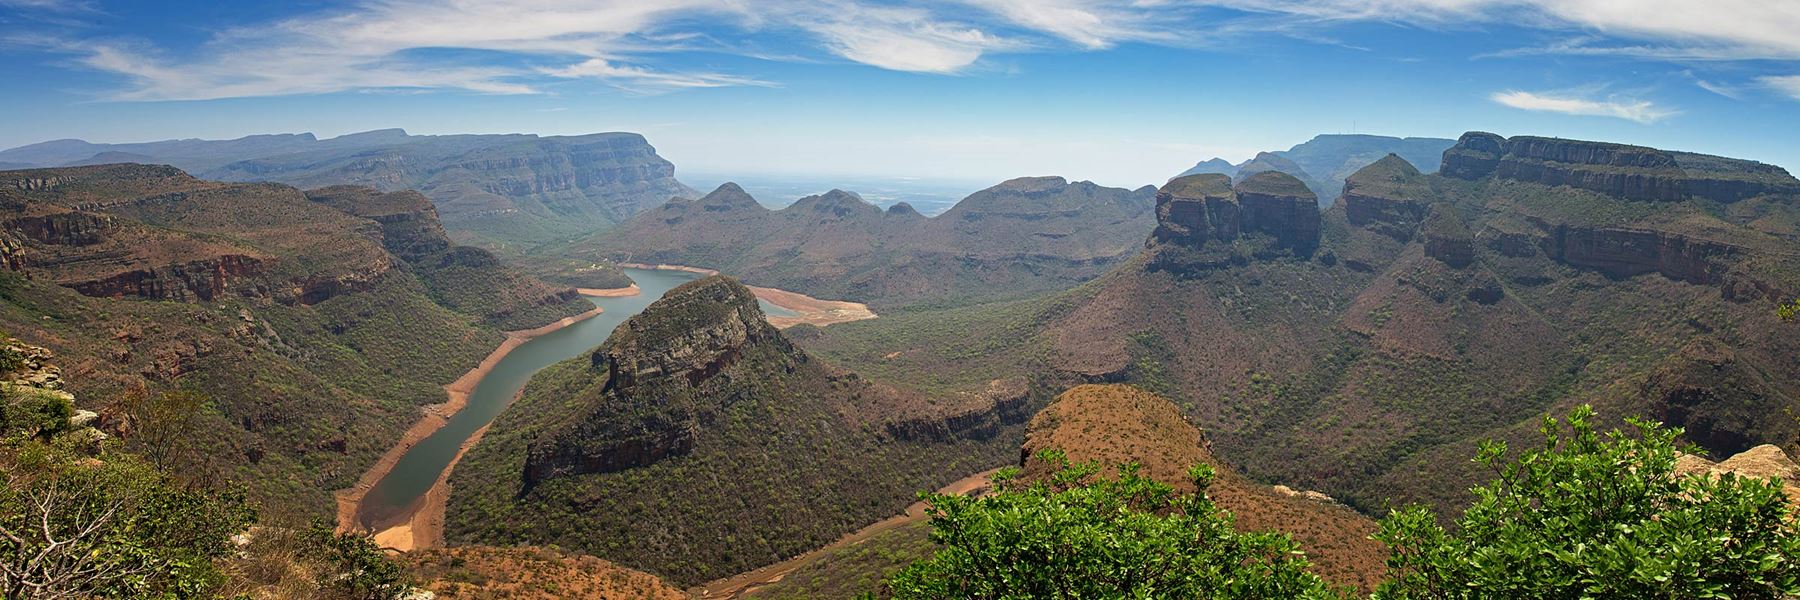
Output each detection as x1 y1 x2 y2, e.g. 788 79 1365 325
357 268 710 527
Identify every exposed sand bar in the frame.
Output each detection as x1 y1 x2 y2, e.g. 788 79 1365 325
576 283 640 297
334 288 631 547
619 263 877 328
692 468 1001 599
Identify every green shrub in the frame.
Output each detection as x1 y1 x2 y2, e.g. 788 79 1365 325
883 451 1346 599
0 434 255 599
0 384 72 439
1375 405 1800 599
298 522 414 600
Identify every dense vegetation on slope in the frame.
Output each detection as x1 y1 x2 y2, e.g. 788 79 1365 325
577 177 1156 309
0 337 418 600
887 454 1345 600
0 165 590 515
446 276 1027 585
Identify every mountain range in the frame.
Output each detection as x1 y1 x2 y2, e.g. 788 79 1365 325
0 130 697 246
576 177 1158 309
801 130 1800 525
1178 134 1458 207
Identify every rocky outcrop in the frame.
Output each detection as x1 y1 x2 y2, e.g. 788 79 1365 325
1441 132 1800 202
66 254 265 302
1342 154 1432 241
1549 225 1739 286
1639 340 1798 457
1675 445 1800 511
1152 170 1324 250
1148 172 1321 272
1236 171 1320 252
1421 208 1474 268
883 377 1031 442
306 187 452 260
7 212 113 246
523 276 793 489
1152 174 1240 246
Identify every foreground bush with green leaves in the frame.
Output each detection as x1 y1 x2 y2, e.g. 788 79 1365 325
879 406 1800 599
1368 401 1800 594
882 451 1348 599
1375 404 1800 599
0 434 256 599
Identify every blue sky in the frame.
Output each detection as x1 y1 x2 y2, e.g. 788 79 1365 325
2 0 1798 188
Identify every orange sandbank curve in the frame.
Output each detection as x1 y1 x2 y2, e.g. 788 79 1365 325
619 262 877 329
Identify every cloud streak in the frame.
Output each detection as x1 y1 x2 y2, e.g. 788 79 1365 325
1763 76 1800 101
18 0 1800 102
1490 90 1676 123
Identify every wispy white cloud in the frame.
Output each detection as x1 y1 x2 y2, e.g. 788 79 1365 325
24 0 1800 102
1762 76 1800 101
0 0 94 11
542 58 774 92
1490 90 1676 123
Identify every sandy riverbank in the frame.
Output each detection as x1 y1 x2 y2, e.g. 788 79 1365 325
576 283 640 297
335 290 628 548
620 263 877 329
692 468 1001 599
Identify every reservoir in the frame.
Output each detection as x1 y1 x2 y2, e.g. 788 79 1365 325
352 267 800 528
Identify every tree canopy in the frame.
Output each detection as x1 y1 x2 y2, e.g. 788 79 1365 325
884 451 1346 600
1375 405 1800 599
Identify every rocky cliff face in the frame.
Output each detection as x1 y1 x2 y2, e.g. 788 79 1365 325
305 186 452 260
1549 225 1741 288
1152 173 1240 246
523 276 794 489
1148 171 1321 272
1237 170 1321 252
881 377 1031 442
1441 132 1800 202
1421 208 1474 268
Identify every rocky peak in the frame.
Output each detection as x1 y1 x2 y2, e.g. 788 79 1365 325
525 275 799 489
695 183 765 213
990 176 1070 195
594 275 788 394
1149 172 1319 256
885 201 924 219
1177 157 1239 179
789 189 880 220
1342 154 1432 240
1439 131 1505 179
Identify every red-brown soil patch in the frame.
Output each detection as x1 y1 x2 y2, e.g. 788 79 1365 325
406 545 688 599
1022 384 1388 592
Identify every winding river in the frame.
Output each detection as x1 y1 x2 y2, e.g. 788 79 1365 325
354 268 802 530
